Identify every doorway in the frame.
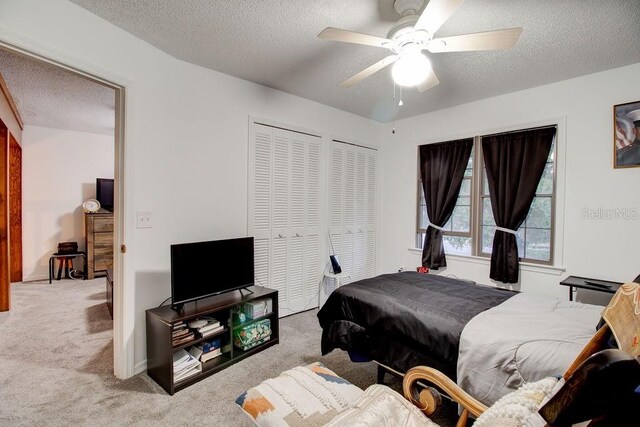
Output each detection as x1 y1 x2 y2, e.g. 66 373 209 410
0 43 127 378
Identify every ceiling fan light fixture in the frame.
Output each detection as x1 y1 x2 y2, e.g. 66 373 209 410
392 51 431 87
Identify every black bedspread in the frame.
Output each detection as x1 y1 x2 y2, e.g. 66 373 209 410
317 271 516 376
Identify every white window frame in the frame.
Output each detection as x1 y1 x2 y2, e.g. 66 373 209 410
415 119 566 269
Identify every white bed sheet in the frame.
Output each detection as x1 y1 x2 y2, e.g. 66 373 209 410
457 292 603 406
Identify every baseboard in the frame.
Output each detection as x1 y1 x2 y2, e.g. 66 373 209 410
134 359 147 375
22 274 49 283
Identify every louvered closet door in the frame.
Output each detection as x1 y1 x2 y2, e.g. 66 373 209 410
304 136 322 312
352 149 366 282
271 128 292 310
286 133 306 312
342 148 355 285
364 150 377 277
249 124 273 291
328 144 345 277
249 122 324 316
329 141 377 283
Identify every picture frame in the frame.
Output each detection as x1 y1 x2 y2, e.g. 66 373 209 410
613 100 640 169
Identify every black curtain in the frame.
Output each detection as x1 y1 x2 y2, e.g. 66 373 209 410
420 139 473 269
482 127 556 283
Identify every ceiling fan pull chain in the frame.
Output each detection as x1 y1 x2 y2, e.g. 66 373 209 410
392 81 397 134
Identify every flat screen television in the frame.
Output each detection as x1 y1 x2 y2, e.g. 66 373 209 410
170 237 254 307
96 178 114 212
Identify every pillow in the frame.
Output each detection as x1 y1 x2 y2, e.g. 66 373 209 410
235 362 363 427
473 377 560 427
325 384 439 427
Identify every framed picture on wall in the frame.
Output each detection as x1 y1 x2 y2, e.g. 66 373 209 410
614 100 640 168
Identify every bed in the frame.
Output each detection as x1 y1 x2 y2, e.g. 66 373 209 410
317 271 603 406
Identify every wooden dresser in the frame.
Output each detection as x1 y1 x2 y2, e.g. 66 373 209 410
84 210 114 279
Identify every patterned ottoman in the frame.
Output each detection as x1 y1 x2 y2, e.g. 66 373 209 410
235 362 363 426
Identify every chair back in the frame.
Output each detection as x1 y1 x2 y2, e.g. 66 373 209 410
538 349 640 426
539 282 640 425
601 282 640 357
563 282 640 379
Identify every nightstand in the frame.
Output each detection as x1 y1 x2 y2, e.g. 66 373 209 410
559 276 623 301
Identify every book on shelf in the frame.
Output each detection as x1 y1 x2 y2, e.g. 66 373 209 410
174 363 202 383
172 332 195 346
198 320 222 333
200 348 222 363
188 346 203 361
200 325 224 337
174 355 199 375
200 317 220 329
202 338 222 353
172 328 191 338
172 348 191 367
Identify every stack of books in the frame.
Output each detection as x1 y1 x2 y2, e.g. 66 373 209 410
173 348 201 383
196 318 224 338
191 337 223 363
172 321 195 346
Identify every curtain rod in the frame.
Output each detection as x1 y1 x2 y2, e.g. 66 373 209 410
481 124 557 139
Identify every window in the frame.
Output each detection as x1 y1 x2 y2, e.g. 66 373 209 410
417 127 557 265
416 150 473 255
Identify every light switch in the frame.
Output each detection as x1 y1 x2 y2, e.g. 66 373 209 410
136 211 152 229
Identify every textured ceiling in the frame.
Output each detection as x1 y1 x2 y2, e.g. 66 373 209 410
66 0 640 122
0 49 115 135
68 0 640 123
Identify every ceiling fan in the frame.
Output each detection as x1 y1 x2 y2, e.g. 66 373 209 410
318 0 523 92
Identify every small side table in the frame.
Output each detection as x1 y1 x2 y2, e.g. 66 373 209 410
318 271 352 309
324 271 351 287
559 275 622 301
49 252 87 284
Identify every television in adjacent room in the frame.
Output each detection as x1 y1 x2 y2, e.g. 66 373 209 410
96 178 114 212
170 236 254 308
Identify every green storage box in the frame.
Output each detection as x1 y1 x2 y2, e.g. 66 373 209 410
233 319 271 351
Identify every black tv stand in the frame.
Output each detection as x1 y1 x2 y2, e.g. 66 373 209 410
239 287 254 296
146 286 279 395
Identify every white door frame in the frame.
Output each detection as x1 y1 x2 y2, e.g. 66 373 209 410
0 33 136 379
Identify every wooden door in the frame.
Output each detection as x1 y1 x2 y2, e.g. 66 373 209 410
0 121 9 311
9 134 21 282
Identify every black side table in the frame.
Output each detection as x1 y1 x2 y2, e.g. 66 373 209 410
49 252 87 283
559 275 623 301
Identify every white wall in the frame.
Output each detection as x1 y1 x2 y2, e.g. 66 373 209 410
0 0 385 373
380 62 640 303
22 125 114 280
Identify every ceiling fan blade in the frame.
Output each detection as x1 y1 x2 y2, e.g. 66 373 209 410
415 0 465 35
427 28 524 52
318 27 391 48
340 55 398 88
417 68 440 93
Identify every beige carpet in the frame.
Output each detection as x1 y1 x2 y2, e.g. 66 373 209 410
0 279 458 426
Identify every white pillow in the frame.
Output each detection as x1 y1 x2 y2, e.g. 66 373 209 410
473 377 560 427
325 384 439 427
